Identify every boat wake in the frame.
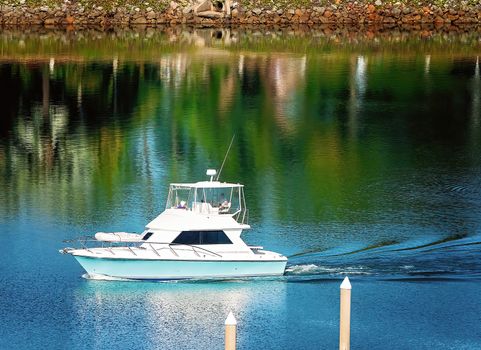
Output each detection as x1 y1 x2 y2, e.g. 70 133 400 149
82 273 131 281
285 264 372 276
284 233 481 281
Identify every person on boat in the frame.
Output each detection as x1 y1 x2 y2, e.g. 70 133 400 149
219 193 230 213
177 200 187 209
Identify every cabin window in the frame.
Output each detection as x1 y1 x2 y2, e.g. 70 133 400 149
201 231 232 244
173 231 199 245
142 232 154 241
172 230 232 245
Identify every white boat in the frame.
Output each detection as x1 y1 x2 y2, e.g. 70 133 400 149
61 169 287 280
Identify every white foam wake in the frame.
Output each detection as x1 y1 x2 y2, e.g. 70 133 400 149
285 264 372 276
82 273 130 281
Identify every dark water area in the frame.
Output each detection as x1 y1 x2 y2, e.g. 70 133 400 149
0 28 481 349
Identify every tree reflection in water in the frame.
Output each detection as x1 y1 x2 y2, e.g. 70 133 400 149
0 28 480 228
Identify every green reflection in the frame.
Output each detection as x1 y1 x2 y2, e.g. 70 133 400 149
1 29 480 228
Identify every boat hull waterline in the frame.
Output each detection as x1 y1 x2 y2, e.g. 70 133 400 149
74 256 288 280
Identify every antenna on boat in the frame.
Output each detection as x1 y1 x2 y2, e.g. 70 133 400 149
216 134 235 181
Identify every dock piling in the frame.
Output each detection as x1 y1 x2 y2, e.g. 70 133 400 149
339 276 352 350
225 311 237 350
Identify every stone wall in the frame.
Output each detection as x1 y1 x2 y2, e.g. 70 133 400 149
1 1 481 26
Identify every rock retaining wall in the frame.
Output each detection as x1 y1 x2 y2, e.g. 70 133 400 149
1 1 481 26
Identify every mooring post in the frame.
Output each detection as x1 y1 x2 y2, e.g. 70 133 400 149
225 311 237 350
339 276 352 350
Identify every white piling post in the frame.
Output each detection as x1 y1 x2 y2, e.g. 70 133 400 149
225 311 237 350
339 277 352 350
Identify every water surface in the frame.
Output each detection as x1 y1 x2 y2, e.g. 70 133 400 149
1 27 481 349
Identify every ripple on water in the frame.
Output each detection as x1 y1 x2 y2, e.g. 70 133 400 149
285 233 481 280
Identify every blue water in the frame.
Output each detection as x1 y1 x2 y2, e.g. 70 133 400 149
2 210 481 349
1 28 481 349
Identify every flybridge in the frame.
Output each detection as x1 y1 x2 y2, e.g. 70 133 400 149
166 169 248 223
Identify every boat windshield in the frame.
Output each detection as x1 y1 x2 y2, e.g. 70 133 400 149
166 182 246 217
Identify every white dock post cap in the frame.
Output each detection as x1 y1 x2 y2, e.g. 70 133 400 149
340 276 351 290
225 311 237 326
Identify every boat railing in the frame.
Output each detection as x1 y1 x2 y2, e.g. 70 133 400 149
144 242 222 258
169 243 222 258
233 208 249 225
179 201 248 224
61 237 223 258
190 201 235 216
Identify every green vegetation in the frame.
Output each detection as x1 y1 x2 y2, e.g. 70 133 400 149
0 0 480 11
0 0 170 11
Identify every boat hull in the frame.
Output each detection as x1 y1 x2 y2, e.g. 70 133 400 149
73 256 287 280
